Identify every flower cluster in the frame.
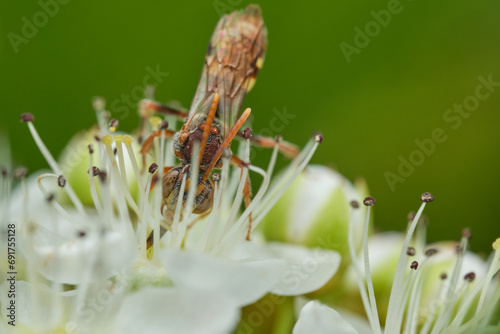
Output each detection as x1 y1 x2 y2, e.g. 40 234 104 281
0 96 336 334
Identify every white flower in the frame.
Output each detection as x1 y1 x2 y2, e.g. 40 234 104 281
292 193 500 334
0 102 339 333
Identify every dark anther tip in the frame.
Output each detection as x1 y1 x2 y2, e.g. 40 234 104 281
88 144 94 154
88 166 100 177
421 192 434 203
425 248 438 257
363 197 376 206
464 272 476 282
13 166 28 180
350 200 359 209
407 247 416 256
410 261 419 270
313 132 323 143
20 113 34 122
58 175 67 188
98 170 107 183
242 127 252 139
160 121 169 130
149 163 159 174
462 228 472 239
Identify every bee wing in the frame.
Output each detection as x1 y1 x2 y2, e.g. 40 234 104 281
187 5 267 137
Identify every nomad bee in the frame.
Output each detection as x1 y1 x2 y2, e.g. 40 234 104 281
142 5 298 249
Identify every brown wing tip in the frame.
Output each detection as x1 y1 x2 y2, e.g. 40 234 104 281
244 4 263 18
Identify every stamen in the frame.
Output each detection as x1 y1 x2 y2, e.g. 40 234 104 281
348 201 379 333
385 192 433 333
114 135 128 186
123 135 145 195
102 134 141 217
22 114 87 217
87 146 103 215
361 197 381 332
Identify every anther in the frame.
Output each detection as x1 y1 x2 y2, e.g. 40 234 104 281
407 247 416 256
493 238 500 250
88 166 100 176
274 134 282 143
88 144 94 154
103 134 113 146
242 127 252 139
13 166 28 180
211 173 221 182
363 197 376 206
149 163 158 174
462 228 472 239
123 135 133 145
92 96 106 111
110 118 119 129
1 167 8 178
94 135 101 142
425 248 438 257
421 192 434 203
351 200 359 209
440 273 448 280
46 193 55 202
313 132 323 143
20 113 34 122
77 231 87 238
160 121 169 130
98 170 108 183
410 261 419 270
58 175 66 188
464 272 476 282
113 147 117 155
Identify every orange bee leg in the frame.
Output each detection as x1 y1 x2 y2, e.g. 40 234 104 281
141 100 188 119
237 132 300 158
198 108 252 190
198 93 219 166
140 129 176 171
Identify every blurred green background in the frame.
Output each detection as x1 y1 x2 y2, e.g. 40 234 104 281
1 0 499 254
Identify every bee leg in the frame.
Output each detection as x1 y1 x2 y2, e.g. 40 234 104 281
140 129 177 171
198 107 252 189
230 156 253 240
197 93 219 166
140 99 188 119
236 132 299 158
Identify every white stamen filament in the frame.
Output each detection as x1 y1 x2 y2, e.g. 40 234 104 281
348 203 379 332
362 205 381 333
87 152 103 215
385 201 427 333
27 121 87 217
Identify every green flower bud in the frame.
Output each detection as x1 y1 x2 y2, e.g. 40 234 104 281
261 165 369 262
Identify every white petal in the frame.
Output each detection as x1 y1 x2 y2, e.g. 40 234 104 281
160 249 285 307
293 301 358 334
114 287 239 334
235 242 341 296
0 280 62 329
28 229 136 284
